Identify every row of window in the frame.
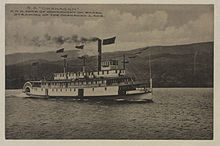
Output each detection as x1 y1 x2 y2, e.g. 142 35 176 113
51 88 76 92
42 80 107 86
33 87 108 92
34 88 77 92
55 72 93 77
41 78 129 87
54 70 125 77
96 70 125 75
101 60 118 65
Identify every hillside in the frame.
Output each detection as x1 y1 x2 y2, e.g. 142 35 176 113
6 50 80 65
5 42 213 89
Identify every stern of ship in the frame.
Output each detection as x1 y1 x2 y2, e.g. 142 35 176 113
126 88 153 102
117 84 153 102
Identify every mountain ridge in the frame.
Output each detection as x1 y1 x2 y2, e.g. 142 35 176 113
6 41 213 65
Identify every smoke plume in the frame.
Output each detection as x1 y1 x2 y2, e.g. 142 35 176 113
29 34 99 47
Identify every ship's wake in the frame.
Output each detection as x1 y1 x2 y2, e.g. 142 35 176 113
22 96 153 104
115 98 153 104
5 90 28 98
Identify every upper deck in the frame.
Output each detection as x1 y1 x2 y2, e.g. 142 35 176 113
29 76 134 89
54 69 126 80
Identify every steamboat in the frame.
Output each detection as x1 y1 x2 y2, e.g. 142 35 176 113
23 37 153 102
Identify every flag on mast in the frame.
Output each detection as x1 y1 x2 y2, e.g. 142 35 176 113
75 45 84 49
103 36 116 45
56 48 64 53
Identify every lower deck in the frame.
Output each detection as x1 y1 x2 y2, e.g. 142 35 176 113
29 86 120 97
23 84 152 101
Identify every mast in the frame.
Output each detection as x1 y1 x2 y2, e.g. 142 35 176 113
63 58 68 79
37 63 39 80
63 58 66 74
149 53 153 92
83 56 86 72
98 39 102 72
123 54 126 70
193 49 198 76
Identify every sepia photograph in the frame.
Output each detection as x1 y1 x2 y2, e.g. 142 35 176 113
4 4 214 140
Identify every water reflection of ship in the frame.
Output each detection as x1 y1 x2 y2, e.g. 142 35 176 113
23 36 153 102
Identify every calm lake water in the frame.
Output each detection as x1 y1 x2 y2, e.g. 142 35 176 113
5 88 213 139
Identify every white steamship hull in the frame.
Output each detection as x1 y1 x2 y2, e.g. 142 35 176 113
23 83 152 102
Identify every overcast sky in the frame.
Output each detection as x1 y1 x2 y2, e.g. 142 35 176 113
5 4 214 55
